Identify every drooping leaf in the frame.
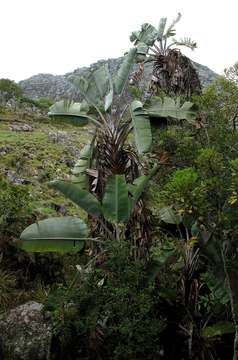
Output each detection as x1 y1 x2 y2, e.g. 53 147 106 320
48 100 90 126
50 181 102 218
130 100 152 154
114 48 137 95
102 175 130 224
173 37 197 50
145 96 197 122
20 217 88 253
72 143 92 189
159 207 182 225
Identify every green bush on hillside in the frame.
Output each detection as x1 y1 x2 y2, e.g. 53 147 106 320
0 79 22 103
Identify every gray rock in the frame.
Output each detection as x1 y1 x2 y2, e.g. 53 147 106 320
48 130 68 143
10 123 33 132
66 145 81 158
19 57 218 101
5 170 31 185
0 301 52 360
0 146 13 155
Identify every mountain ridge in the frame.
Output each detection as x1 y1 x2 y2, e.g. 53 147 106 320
19 57 218 100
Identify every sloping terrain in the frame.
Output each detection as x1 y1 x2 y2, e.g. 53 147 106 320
0 110 91 219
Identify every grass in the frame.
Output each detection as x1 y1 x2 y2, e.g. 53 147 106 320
0 110 91 220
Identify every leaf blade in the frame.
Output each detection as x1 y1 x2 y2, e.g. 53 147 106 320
114 48 137 95
20 217 88 253
130 100 152 154
102 175 130 224
50 181 102 218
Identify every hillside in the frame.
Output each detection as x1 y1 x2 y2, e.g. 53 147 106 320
19 57 218 100
0 110 91 219
2 54 238 359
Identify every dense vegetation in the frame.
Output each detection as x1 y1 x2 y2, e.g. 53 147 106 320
1 16 238 360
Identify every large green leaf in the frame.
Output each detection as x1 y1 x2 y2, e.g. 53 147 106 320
50 181 102 218
128 165 158 207
93 65 110 98
70 67 113 112
93 65 113 111
102 175 130 224
145 97 197 122
130 100 152 154
114 48 137 95
69 75 102 109
48 100 89 126
20 217 88 253
130 23 158 46
72 143 92 189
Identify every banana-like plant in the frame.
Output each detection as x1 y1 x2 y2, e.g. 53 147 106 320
20 37 197 254
129 14 201 98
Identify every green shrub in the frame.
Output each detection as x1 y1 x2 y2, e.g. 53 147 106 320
0 177 32 239
0 79 22 102
35 97 54 110
46 241 165 359
196 148 225 178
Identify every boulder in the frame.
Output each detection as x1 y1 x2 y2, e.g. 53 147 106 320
0 301 52 360
10 124 33 132
48 130 68 143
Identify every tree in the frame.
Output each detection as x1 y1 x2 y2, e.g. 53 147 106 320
196 70 238 130
225 62 238 85
0 79 22 104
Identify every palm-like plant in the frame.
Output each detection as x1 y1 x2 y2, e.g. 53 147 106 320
20 38 197 256
130 14 201 98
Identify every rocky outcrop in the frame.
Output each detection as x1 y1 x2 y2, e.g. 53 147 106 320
192 62 218 87
0 301 52 360
19 57 218 100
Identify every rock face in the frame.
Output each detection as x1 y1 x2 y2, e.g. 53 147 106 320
0 301 52 360
19 57 218 100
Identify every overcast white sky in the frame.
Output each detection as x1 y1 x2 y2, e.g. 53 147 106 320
1 0 237 81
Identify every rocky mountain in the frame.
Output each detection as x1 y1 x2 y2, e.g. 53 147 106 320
19 57 218 100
